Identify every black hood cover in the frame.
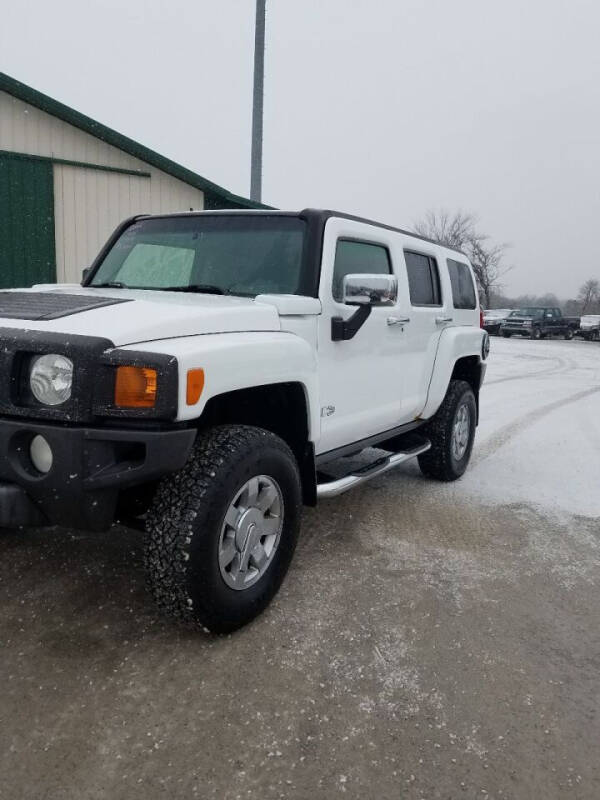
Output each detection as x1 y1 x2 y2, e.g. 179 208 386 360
0 292 132 321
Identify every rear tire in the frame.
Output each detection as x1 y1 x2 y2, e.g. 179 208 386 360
144 425 302 633
418 380 477 482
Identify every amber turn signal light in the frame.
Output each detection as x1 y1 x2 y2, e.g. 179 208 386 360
114 366 157 408
186 368 205 405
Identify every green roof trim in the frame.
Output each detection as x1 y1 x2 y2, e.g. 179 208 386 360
0 71 270 210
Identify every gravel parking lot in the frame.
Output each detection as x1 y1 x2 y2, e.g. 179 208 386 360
1 337 599 800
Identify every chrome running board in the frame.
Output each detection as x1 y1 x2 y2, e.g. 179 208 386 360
316 440 431 499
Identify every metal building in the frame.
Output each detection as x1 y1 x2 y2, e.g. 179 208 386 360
0 73 262 288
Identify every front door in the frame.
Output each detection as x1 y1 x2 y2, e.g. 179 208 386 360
316 218 405 455
0 153 56 288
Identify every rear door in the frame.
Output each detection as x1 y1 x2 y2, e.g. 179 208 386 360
0 153 56 288
396 246 450 418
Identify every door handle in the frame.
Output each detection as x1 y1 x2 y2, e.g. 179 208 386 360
387 316 410 326
435 316 453 324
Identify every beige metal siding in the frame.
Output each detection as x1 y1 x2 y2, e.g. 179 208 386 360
0 90 205 283
53 165 203 282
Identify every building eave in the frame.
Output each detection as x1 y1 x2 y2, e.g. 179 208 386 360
0 71 270 210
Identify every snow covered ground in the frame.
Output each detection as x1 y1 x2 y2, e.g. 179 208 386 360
462 337 600 517
1 335 599 800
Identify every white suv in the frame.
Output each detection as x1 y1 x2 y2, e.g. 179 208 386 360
0 210 488 631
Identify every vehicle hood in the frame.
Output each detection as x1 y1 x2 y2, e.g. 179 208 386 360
505 314 534 321
0 285 284 346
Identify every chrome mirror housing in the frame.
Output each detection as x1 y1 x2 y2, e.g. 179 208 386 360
342 273 398 306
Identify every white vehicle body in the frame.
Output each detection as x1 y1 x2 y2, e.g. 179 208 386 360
579 314 600 333
2 216 486 454
483 308 512 323
0 209 488 630
0 209 487 529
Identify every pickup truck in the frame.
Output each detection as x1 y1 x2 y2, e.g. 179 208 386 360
482 308 513 335
0 209 488 632
578 314 600 341
500 307 575 340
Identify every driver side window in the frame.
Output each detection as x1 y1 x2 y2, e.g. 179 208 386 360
332 239 392 302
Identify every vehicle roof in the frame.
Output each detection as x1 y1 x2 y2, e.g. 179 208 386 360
133 208 469 259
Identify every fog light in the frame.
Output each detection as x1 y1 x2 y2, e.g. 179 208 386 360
30 435 53 473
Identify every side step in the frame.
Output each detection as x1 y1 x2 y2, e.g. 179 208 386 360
316 440 431 499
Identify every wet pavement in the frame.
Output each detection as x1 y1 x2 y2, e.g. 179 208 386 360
1 338 599 799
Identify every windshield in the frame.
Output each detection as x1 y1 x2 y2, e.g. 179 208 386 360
90 215 307 296
510 308 544 318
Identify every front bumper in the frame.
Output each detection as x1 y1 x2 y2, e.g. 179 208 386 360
0 418 196 530
501 324 532 335
483 321 502 334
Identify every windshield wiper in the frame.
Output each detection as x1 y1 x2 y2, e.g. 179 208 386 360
92 281 127 289
154 284 227 295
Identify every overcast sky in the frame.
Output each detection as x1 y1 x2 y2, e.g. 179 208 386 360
2 0 600 297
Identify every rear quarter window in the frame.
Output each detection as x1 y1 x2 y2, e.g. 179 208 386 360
447 259 477 310
404 251 442 306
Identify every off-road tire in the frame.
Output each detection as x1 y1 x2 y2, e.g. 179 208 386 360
417 380 477 482
144 425 302 633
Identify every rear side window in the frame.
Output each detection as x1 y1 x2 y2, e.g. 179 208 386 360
447 259 477 309
404 251 441 306
332 239 392 301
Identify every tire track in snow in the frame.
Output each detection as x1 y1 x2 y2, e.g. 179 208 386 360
484 353 568 386
473 385 600 465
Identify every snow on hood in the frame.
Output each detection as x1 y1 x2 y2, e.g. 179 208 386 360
0 285 282 347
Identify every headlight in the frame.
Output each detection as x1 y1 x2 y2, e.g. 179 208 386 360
522 320 532 326
30 354 74 406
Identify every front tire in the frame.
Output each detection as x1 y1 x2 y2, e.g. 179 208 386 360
564 329 574 340
531 327 542 340
144 425 302 633
418 380 477 481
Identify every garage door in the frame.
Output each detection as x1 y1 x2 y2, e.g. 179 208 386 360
0 153 56 288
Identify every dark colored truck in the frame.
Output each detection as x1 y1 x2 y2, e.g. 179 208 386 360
500 307 575 340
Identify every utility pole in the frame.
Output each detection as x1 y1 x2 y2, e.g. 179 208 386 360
250 0 266 203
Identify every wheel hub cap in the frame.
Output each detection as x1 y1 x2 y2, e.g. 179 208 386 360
452 403 471 461
218 475 284 591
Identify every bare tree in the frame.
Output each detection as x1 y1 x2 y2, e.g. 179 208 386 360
577 278 600 313
468 241 512 308
413 210 484 252
414 209 510 307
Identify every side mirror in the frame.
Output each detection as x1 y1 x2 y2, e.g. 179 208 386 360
342 273 398 307
81 267 91 284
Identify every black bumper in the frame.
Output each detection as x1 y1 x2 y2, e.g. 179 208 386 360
0 419 196 530
500 325 532 335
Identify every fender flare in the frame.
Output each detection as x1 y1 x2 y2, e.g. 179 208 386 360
420 327 486 420
118 332 320 439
